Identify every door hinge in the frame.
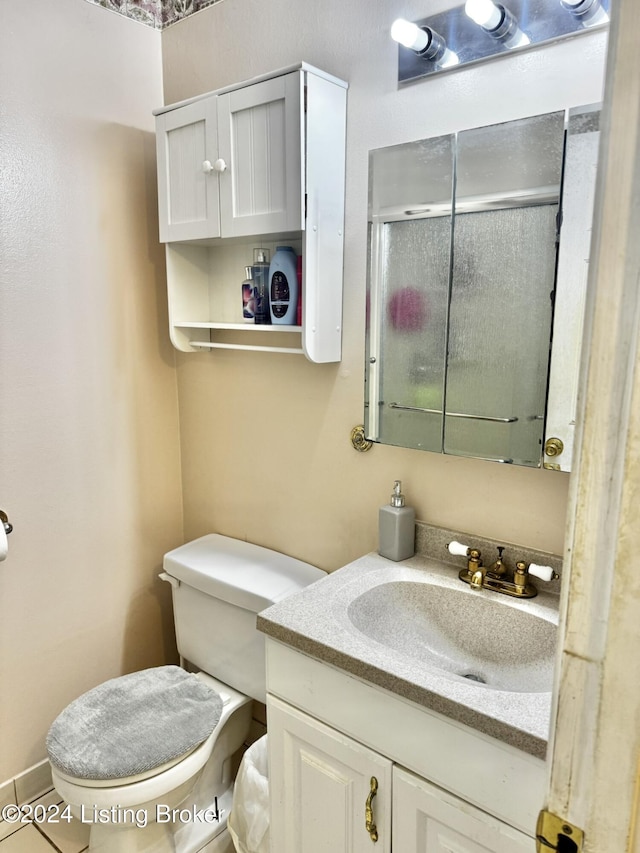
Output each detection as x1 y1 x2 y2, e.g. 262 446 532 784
536 809 584 852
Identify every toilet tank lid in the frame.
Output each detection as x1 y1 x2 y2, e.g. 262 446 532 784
163 534 326 612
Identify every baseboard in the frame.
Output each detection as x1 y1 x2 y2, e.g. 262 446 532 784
1 758 52 810
0 759 53 841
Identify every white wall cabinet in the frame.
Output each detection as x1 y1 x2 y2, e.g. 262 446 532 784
156 72 302 242
153 63 347 362
268 696 533 853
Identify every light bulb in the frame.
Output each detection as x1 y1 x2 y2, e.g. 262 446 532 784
391 18 459 67
465 0 530 48
561 0 609 25
391 19 429 52
465 0 502 29
586 6 609 24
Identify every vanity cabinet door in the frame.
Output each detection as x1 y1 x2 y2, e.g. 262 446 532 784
216 71 303 238
156 97 221 243
393 766 533 852
268 696 392 853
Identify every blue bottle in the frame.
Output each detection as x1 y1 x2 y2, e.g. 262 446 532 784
269 246 298 325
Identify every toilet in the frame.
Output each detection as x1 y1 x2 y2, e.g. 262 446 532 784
46 534 324 853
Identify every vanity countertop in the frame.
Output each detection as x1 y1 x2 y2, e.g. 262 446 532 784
257 551 559 759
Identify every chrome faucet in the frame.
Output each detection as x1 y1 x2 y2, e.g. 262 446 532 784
447 541 559 599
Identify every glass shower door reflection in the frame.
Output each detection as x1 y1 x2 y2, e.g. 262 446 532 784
444 204 558 465
373 216 452 452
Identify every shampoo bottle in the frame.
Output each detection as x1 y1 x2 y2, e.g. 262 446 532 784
378 481 415 561
269 246 298 325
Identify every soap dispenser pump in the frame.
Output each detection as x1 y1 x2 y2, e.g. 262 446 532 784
378 480 415 562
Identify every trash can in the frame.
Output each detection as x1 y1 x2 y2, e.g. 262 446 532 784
228 734 270 853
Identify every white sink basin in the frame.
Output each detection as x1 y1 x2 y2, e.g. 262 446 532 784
346 579 557 693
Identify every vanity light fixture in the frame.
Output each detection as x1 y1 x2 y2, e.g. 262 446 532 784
390 19 459 68
464 0 530 48
392 0 609 85
560 0 609 27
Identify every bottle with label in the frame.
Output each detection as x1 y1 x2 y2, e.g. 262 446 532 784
242 266 255 322
296 254 302 327
378 481 415 562
269 246 298 325
251 248 271 325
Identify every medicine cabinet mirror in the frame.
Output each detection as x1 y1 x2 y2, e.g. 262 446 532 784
364 104 600 470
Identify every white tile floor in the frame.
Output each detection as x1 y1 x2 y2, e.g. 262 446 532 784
0 788 90 853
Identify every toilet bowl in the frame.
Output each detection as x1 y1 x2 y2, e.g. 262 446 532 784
51 674 251 853
46 535 325 853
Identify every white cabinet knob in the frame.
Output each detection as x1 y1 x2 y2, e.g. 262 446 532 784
528 563 557 582
447 541 470 557
202 159 227 174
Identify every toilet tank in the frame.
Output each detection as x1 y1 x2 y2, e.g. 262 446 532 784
161 535 325 703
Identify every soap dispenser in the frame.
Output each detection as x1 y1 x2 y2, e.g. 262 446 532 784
378 480 415 562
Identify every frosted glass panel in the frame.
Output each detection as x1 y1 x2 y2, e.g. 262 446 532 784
366 135 454 451
456 112 565 203
377 217 452 450
445 111 564 466
369 136 454 218
444 205 558 464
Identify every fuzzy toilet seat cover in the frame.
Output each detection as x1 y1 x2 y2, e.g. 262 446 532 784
46 665 223 781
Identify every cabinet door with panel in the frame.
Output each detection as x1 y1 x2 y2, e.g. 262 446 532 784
155 97 221 242
267 696 392 853
156 71 303 243
216 71 303 237
393 766 533 852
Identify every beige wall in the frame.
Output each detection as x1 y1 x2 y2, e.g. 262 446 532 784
0 1 183 779
162 0 607 571
0 0 609 784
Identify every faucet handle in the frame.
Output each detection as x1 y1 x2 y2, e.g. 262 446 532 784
528 563 559 582
447 541 470 557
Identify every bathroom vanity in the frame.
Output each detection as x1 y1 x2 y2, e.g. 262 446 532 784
258 532 561 851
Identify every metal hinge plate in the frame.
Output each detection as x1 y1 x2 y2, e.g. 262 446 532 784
536 810 584 852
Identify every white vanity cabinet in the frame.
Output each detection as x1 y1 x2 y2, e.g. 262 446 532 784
268 697 532 853
266 640 543 852
153 64 347 362
268 697 393 852
393 767 532 852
